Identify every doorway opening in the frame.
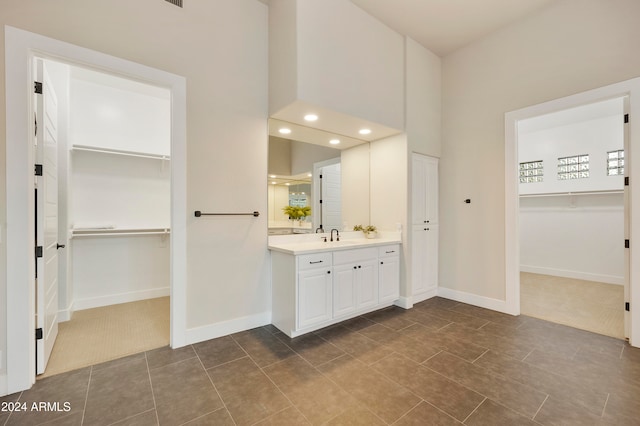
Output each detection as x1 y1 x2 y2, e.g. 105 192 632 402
504 77 640 348
34 58 172 377
516 97 627 339
5 26 187 394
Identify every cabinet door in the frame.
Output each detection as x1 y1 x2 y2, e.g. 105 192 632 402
425 156 439 224
412 154 427 225
412 225 438 296
298 268 333 329
357 259 379 310
412 154 438 225
333 264 357 317
379 255 400 303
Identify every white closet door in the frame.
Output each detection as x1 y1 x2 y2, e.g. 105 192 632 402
35 59 60 375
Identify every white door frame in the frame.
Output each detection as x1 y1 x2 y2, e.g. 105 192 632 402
505 77 640 347
5 26 188 394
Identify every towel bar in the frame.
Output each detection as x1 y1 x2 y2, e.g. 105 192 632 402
194 211 260 217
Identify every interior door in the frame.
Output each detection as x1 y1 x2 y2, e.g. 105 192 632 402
321 162 342 231
624 95 630 339
35 58 60 375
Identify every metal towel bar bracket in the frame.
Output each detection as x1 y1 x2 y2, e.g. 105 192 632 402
194 211 260 217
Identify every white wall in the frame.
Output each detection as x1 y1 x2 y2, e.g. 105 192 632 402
518 101 625 284
270 0 404 130
441 0 640 302
518 109 624 195
406 37 442 158
520 194 624 284
70 75 170 156
341 143 371 228
0 0 269 388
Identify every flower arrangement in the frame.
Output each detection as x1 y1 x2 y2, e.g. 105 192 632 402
282 205 311 221
353 224 377 238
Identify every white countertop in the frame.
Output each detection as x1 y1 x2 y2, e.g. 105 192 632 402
268 231 402 255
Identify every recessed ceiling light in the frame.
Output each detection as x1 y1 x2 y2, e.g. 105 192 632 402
304 114 318 122
279 128 291 134
329 139 340 145
359 128 371 135
307 173 312 177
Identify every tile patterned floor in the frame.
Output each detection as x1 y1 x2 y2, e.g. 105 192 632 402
2 297 640 425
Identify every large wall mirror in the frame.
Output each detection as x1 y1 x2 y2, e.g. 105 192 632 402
267 119 370 235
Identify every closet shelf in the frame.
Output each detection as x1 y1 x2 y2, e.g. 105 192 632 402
72 144 170 161
520 189 623 198
71 228 171 238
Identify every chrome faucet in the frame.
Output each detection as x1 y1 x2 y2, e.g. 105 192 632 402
330 229 340 242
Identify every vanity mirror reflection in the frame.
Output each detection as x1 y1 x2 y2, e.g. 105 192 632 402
268 135 340 234
267 118 370 236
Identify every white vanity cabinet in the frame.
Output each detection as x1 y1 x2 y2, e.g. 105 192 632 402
333 248 379 318
271 242 401 338
378 245 400 303
297 253 333 329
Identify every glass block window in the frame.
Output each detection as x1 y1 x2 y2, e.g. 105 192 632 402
558 154 589 180
519 160 544 183
607 150 624 176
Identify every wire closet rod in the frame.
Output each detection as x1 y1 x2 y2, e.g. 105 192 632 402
194 211 260 217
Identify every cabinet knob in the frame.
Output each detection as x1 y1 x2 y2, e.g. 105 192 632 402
358 265 361 269
353 266 357 269
380 261 384 265
327 270 331 274
424 220 427 223
424 228 427 231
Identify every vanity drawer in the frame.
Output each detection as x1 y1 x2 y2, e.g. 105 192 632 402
298 252 332 271
333 247 378 265
378 245 400 258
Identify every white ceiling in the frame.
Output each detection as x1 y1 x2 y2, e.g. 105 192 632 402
350 0 558 56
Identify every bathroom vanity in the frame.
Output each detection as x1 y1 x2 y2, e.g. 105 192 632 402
269 232 401 337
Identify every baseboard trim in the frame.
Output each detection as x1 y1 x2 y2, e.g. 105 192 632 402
73 288 170 311
412 288 438 304
437 287 511 315
185 311 272 345
394 296 413 309
58 301 75 322
520 265 623 285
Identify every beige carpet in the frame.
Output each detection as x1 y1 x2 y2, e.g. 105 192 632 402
521 272 624 339
40 297 170 378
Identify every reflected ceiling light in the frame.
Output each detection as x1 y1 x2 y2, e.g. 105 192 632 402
269 175 276 178
279 127 292 134
304 114 318 122
329 139 340 145
359 128 372 135
307 173 312 177
271 181 277 185
285 183 290 186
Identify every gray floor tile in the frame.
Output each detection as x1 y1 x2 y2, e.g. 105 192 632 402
7 297 634 426
207 357 290 425
150 357 223 426
83 358 154 426
192 335 246 369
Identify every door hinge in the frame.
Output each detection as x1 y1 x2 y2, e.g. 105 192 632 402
625 239 630 249
35 164 43 176
35 246 43 258
34 81 43 94
624 113 629 124
625 176 630 186
35 328 43 340
626 302 630 312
